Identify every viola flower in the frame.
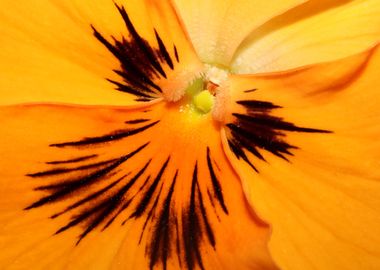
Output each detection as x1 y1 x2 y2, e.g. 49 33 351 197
1 0 380 269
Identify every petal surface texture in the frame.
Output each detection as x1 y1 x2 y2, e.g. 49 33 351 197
232 0 380 73
0 0 201 105
221 45 380 270
173 0 307 66
2 0 380 269
0 101 277 270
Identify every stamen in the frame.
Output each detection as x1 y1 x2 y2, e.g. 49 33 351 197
204 64 229 86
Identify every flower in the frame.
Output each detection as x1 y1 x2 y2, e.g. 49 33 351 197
0 0 380 269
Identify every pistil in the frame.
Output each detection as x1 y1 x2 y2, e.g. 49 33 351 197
182 65 230 117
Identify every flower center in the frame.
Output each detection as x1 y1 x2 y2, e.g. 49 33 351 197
184 65 229 116
193 90 214 114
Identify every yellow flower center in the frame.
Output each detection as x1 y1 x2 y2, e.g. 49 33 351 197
193 90 214 114
183 65 229 116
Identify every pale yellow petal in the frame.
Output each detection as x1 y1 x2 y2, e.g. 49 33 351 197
174 0 307 66
232 0 380 73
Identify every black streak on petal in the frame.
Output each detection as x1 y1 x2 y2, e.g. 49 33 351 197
148 171 178 270
227 95 332 171
114 4 167 78
206 148 228 214
46 154 98 165
183 163 206 270
155 29 174 70
25 143 149 210
243 88 257 93
50 174 127 219
50 121 159 148
130 157 170 218
92 3 182 100
174 45 180 63
125 118 150 124
28 158 118 178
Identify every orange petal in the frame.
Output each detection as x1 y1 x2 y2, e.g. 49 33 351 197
173 0 307 66
232 0 380 73
220 45 380 269
0 0 201 105
0 101 276 270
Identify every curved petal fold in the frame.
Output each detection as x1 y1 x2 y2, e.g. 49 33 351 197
220 45 380 270
232 0 380 73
